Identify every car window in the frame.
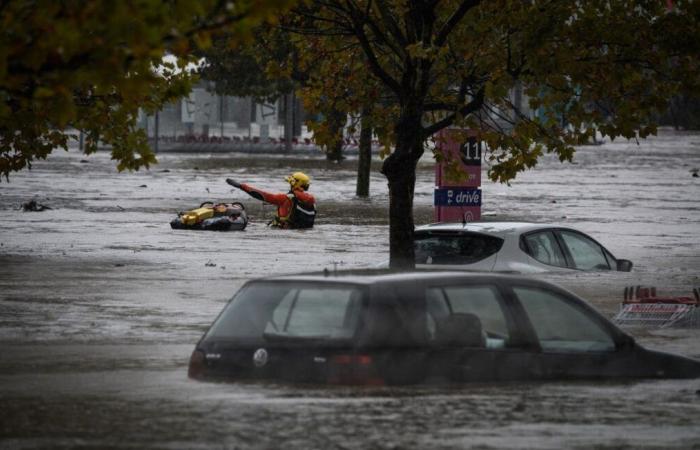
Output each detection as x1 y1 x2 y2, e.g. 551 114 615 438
415 232 503 265
206 283 362 340
522 231 567 267
558 230 610 270
267 288 361 338
513 286 615 352
426 285 510 349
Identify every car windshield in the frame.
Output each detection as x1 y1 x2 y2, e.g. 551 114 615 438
205 282 364 341
415 232 504 265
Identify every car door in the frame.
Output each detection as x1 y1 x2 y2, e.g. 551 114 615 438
506 283 635 379
353 281 435 385
554 229 614 271
520 229 570 270
423 281 539 382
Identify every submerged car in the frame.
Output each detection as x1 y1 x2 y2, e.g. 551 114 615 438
413 222 633 273
188 271 699 385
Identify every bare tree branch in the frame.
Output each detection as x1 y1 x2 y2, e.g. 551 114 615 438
423 86 485 135
343 2 403 96
434 0 480 47
347 0 410 64
371 0 409 50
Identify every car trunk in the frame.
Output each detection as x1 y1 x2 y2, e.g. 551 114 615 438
194 339 404 385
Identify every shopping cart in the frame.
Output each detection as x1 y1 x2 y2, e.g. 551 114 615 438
611 286 700 328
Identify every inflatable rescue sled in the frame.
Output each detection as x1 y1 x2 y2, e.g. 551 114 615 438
171 202 248 231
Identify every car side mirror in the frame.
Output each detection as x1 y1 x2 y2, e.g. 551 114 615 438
616 259 633 272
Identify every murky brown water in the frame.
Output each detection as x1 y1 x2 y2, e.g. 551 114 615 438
1 129 700 448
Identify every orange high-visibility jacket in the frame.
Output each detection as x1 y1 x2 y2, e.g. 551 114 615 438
240 183 316 228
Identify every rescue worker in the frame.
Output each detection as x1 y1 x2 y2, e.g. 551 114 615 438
226 172 316 229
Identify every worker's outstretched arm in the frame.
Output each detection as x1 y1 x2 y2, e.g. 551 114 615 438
227 178 288 206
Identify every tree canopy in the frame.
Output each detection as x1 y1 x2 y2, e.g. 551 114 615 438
197 23 378 166
282 0 699 268
0 0 294 180
196 27 296 101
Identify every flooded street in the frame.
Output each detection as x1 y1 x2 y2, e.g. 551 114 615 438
1 129 700 449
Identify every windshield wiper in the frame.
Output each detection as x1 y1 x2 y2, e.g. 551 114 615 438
262 331 332 342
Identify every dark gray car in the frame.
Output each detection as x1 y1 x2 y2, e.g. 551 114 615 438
189 271 700 385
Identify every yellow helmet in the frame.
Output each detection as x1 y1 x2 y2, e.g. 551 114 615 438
285 172 311 190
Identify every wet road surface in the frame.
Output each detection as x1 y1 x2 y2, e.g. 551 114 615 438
1 129 700 449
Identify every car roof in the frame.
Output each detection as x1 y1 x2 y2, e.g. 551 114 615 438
249 268 539 287
415 221 574 236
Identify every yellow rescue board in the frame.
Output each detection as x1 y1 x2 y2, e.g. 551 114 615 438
181 207 214 225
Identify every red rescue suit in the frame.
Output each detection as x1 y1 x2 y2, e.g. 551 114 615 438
240 183 316 229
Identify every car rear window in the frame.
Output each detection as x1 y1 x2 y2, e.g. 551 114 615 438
205 282 364 341
414 232 504 265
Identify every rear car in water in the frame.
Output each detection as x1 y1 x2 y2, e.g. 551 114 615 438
189 271 700 385
413 222 633 273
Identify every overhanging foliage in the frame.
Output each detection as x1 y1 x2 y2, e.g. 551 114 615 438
0 0 295 180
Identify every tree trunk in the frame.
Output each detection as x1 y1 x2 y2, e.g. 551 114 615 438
327 138 343 162
382 111 424 269
284 93 293 153
154 110 159 154
326 109 345 162
385 156 417 269
356 107 372 197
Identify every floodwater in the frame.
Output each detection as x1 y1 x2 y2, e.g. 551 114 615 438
1 129 699 449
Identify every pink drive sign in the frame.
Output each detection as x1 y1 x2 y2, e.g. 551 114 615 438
435 205 481 222
434 129 482 222
434 128 481 188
